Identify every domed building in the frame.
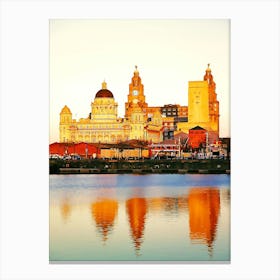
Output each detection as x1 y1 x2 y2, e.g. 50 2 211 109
91 81 117 123
59 81 130 143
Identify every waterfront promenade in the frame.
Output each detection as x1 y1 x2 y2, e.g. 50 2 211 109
49 158 230 175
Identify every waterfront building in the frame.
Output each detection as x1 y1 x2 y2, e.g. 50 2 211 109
176 64 219 142
59 81 129 143
49 141 150 159
188 126 207 149
49 142 99 158
145 109 164 143
58 65 220 147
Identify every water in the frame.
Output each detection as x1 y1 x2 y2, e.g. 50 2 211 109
49 174 230 262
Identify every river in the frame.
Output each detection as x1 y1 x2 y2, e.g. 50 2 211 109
49 174 230 262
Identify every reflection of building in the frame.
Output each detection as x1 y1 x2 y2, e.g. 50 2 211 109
126 198 147 253
187 188 220 254
59 65 220 145
148 197 188 213
148 197 166 211
60 201 71 221
91 199 118 242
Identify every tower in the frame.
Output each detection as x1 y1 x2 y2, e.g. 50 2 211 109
188 80 209 124
59 105 73 143
203 64 219 133
176 64 220 141
125 66 148 119
130 102 146 140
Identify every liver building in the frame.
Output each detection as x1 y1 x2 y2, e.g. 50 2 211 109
59 65 219 144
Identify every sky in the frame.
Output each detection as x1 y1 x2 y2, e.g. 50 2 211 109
50 19 230 143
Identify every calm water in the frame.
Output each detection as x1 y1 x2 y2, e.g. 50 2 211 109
49 174 230 262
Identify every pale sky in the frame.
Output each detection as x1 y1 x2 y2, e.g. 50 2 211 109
50 19 230 143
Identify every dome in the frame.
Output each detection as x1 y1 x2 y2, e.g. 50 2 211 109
95 89 114 98
60 105 72 114
95 80 114 98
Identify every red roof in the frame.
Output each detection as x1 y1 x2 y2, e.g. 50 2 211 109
49 142 100 157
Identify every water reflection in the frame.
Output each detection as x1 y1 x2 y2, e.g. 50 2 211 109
148 197 189 214
56 188 221 252
124 189 221 256
60 200 72 222
188 187 220 255
50 175 229 261
126 197 147 254
91 199 118 243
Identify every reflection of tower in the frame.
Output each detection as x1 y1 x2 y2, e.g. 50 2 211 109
91 199 118 243
187 187 220 255
60 200 71 221
126 197 147 255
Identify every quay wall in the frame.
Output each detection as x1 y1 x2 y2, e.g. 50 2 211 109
49 159 230 175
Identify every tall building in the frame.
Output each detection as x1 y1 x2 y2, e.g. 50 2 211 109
125 66 148 119
59 65 220 145
176 64 220 141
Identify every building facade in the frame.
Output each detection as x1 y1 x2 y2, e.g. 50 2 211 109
176 64 219 140
59 65 220 145
59 81 130 144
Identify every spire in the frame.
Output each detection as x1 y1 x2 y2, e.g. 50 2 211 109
102 80 107 89
132 65 141 87
134 65 139 75
204 63 214 85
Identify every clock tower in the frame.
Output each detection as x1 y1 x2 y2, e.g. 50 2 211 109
125 66 148 119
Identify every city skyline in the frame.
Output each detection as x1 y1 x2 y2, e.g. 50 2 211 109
50 19 230 143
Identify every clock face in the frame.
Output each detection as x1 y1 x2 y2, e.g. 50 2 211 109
132 90 138 96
